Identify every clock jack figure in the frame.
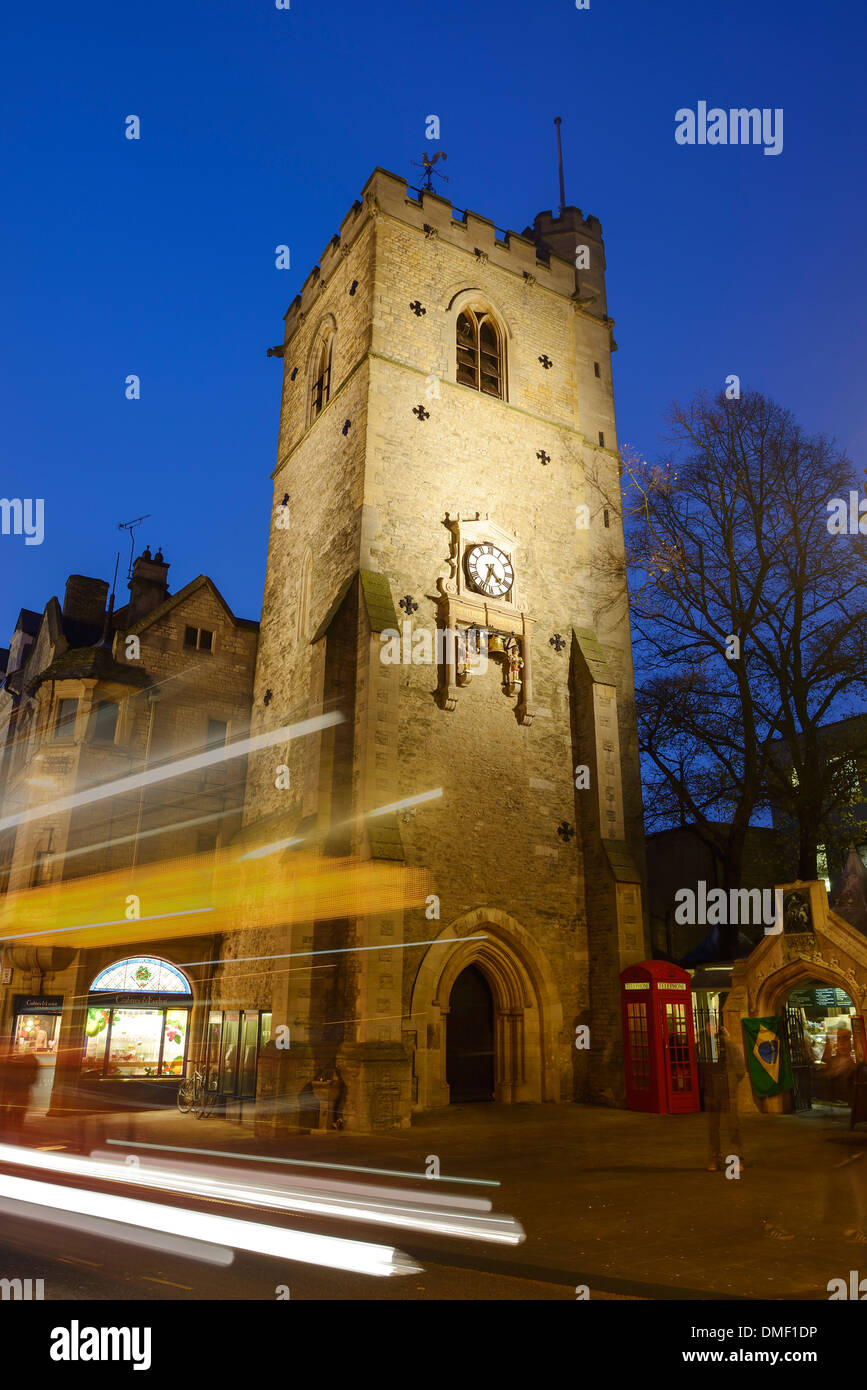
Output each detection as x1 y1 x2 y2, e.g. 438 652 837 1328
702 1006 745 1172
505 642 524 694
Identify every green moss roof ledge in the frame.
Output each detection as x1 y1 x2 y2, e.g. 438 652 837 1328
360 569 400 633
572 626 613 683
310 569 399 643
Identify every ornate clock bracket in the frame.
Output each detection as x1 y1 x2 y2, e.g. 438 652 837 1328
436 599 537 724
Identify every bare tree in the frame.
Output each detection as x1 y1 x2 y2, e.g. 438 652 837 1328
621 390 867 950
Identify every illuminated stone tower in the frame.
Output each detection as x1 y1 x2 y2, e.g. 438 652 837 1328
242 168 647 1131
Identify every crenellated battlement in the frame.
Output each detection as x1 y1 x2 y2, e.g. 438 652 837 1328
283 167 604 341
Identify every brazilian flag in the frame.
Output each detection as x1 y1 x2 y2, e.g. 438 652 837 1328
741 1017 793 1097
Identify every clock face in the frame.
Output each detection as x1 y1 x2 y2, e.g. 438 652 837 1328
466 543 514 598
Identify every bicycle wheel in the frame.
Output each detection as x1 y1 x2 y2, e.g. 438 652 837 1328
202 1077 219 1116
177 1076 194 1114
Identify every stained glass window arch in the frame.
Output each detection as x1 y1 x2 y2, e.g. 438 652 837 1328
89 956 192 995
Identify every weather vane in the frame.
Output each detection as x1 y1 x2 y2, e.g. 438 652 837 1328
411 151 448 192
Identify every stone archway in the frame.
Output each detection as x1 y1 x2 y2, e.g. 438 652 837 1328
408 907 565 1111
725 881 867 1115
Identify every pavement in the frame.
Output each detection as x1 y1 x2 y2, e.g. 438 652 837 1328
12 1098 867 1300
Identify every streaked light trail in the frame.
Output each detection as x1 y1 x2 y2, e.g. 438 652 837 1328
0 712 342 833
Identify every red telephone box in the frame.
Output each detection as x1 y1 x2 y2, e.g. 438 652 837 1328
620 961 700 1113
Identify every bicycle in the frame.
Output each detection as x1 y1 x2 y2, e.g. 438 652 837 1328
176 1065 219 1119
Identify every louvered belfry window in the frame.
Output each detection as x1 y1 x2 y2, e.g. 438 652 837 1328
456 309 503 398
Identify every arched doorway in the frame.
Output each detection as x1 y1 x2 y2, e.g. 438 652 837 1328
446 965 495 1103
783 977 858 1113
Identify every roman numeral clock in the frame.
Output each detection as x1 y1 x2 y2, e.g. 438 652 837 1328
436 513 537 724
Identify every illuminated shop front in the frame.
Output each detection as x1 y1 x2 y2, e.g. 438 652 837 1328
784 978 865 1109
82 956 192 1081
13 994 62 1054
12 993 64 1111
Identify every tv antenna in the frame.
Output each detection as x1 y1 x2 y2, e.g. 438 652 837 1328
411 151 448 192
118 514 151 580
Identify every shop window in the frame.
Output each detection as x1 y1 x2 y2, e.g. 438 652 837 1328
82 1004 191 1080
160 1009 188 1077
14 1012 59 1054
88 700 118 743
54 698 78 740
106 1008 164 1076
82 1008 111 1075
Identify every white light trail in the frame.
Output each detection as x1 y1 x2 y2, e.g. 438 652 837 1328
240 836 304 862
106 1138 500 1188
240 786 443 860
0 1167 419 1278
365 788 443 817
0 1143 521 1244
50 805 245 866
0 712 342 834
179 933 488 969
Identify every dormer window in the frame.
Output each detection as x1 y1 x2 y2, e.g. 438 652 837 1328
456 308 504 399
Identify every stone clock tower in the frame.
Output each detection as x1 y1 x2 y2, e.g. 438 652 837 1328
239 167 648 1131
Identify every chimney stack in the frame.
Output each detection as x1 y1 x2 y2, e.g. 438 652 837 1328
127 547 170 623
62 575 109 630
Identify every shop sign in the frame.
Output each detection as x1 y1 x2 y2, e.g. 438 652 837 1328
13 994 63 1012
90 991 192 1008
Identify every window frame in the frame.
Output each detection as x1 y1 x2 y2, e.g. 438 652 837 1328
53 697 79 741
455 305 506 400
183 626 215 654
309 328 334 422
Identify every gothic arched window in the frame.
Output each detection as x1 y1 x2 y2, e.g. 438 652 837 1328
310 328 333 420
456 308 504 399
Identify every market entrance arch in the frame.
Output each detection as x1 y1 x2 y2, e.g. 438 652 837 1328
725 882 867 1116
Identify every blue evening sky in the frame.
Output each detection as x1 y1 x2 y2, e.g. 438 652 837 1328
1 0 864 639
